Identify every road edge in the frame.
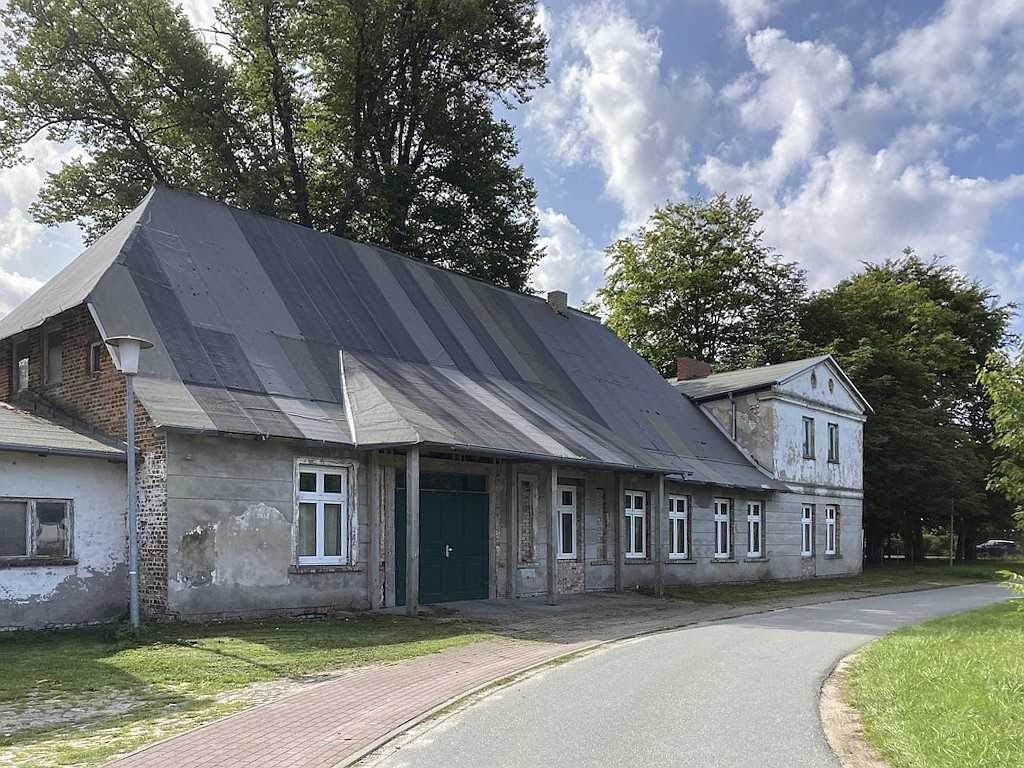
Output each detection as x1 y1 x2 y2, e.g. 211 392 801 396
819 650 890 768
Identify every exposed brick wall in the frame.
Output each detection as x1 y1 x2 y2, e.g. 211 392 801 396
0 303 170 619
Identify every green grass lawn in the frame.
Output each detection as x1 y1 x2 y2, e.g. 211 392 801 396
846 600 1024 768
0 614 490 768
659 559 1018 604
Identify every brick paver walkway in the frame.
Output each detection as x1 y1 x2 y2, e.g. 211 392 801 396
107 636 589 768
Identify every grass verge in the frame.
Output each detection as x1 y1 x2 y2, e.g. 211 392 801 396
658 559 1017 605
0 614 490 768
845 600 1023 768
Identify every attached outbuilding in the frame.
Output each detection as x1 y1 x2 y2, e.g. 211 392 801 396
0 403 127 629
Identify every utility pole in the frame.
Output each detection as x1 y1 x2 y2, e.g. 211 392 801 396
949 496 955 568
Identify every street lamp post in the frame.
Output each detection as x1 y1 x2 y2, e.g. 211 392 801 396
106 335 153 637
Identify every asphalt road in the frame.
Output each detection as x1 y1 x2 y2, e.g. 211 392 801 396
366 584 1009 768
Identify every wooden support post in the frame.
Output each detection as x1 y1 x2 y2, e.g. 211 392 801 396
367 452 382 609
406 446 420 616
546 463 558 606
653 474 664 598
614 473 624 593
506 463 517 599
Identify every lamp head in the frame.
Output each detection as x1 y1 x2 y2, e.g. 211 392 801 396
104 335 153 375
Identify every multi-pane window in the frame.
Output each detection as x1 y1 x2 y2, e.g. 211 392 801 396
825 505 839 555
296 464 349 565
624 490 646 559
43 323 63 385
746 502 763 558
89 342 104 375
802 416 815 459
668 495 689 559
713 498 731 559
557 485 577 560
13 337 29 392
827 423 839 463
801 505 814 556
0 499 71 559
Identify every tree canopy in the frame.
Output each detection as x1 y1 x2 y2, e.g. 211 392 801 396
979 351 1024 527
0 0 547 290
800 251 1015 561
590 194 806 376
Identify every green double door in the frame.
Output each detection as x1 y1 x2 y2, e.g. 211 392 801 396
396 473 489 606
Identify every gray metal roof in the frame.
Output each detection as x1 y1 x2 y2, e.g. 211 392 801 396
0 403 126 461
0 186 781 487
671 354 872 412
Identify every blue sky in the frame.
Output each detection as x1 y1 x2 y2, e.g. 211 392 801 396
1 0 1022 334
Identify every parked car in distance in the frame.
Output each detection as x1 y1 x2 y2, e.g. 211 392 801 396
975 539 1020 557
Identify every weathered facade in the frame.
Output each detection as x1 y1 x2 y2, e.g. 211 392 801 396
0 404 127 628
0 188 869 626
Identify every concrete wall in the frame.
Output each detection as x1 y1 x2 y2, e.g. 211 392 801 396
0 451 127 629
164 433 370 619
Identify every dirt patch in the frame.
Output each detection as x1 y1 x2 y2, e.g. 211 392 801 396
0 689 145 736
819 651 889 768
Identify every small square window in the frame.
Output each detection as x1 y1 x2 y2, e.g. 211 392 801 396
561 490 573 506
299 472 317 492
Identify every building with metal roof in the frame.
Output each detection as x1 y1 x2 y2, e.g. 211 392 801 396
0 187 866 625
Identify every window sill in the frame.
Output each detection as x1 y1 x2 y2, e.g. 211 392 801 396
665 558 696 565
624 557 651 564
289 564 363 575
801 553 815 559
589 559 614 566
710 557 737 564
824 553 842 560
743 557 770 563
0 557 77 569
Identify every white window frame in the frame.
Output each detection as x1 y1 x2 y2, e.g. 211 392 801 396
43 321 63 385
295 462 351 566
746 501 763 558
801 504 814 556
827 422 839 464
624 489 647 559
13 335 29 392
825 505 838 555
802 416 815 459
668 494 689 559
713 497 731 559
0 497 73 560
557 484 577 560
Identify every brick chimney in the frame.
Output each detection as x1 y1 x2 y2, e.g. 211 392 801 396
676 356 711 381
546 290 569 317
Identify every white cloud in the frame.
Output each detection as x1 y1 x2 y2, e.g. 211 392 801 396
700 29 853 196
871 0 1024 118
718 0 780 34
534 207 607 307
528 3 712 228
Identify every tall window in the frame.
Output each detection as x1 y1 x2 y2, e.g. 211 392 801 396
827 423 839 463
802 416 815 459
43 323 63 385
557 485 577 560
668 495 689 559
518 475 538 564
0 498 71 559
296 464 349 565
801 505 814 556
713 498 731 559
825 505 839 555
13 337 29 392
624 490 646 559
89 342 104 375
746 502 763 558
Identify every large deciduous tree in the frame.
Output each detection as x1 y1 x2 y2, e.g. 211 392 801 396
800 251 1015 563
0 0 546 290
979 351 1024 527
590 195 807 376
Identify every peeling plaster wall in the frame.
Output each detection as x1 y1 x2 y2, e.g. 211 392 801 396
0 451 127 629
165 433 369 620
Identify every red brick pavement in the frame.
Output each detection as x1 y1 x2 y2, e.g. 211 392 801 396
105 637 590 768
